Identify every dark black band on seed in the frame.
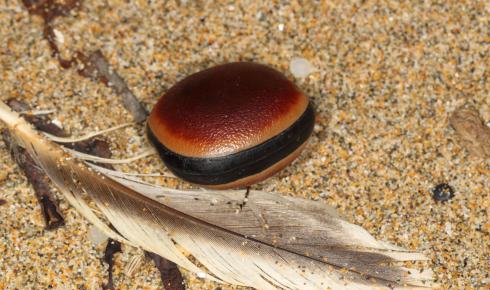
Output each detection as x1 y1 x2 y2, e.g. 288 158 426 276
147 103 315 186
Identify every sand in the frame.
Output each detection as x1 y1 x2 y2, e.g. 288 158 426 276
0 0 489 289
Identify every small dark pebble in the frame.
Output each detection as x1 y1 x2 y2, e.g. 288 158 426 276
432 183 455 201
0 199 6 206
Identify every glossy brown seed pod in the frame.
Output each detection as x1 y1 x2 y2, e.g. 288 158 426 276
147 62 314 189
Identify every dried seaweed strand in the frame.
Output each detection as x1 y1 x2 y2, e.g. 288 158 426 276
3 99 122 287
103 239 123 290
1 131 64 230
2 99 65 230
146 252 186 290
22 0 147 122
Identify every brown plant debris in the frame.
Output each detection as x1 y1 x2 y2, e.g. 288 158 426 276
2 99 122 287
2 99 66 230
146 252 186 290
22 0 148 122
450 106 490 159
2 129 65 229
77 50 148 122
103 239 122 290
22 0 82 68
6 99 68 137
2 98 119 230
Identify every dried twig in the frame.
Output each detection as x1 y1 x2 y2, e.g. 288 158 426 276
78 51 148 122
22 0 148 122
450 106 490 159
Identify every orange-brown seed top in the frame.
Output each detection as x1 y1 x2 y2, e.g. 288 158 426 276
148 62 309 158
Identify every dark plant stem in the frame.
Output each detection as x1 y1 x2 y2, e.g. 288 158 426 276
103 239 122 290
146 252 186 290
